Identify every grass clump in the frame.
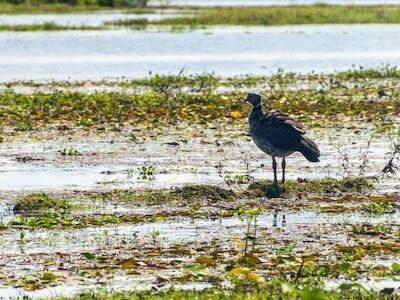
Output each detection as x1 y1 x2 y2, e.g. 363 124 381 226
101 178 372 206
13 193 72 214
173 185 235 202
248 177 373 198
98 185 236 204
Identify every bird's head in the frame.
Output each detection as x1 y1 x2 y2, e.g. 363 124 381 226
246 93 262 107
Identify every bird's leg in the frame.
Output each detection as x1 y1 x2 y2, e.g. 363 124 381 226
272 157 281 197
272 156 278 186
281 157 286 184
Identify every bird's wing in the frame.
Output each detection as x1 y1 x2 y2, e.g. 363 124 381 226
258 111 306 151
259 111 305 134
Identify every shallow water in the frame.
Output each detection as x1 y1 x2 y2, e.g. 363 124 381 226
2 25 400 81
0 127 396 192
0 210 398 254
0 207 398 298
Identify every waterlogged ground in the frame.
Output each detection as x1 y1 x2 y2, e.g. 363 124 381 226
0 125 399 298
0 123 398 192
0 72 398 298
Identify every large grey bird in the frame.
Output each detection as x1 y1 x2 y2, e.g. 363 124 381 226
246 93 320 189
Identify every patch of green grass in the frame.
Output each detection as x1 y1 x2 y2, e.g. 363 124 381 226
0 22 102 31
108 5 400 27
1 76 399 131
336 65 400 80
13 192 73 213
0 2 153 14
0 3 104 14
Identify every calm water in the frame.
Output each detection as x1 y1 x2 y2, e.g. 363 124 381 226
149 0 400 6
1 25 400 81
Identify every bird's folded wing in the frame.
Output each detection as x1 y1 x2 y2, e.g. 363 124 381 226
258 111 306 151
259 111 305 134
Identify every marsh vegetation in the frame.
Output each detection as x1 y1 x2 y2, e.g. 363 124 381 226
2 4 400 30
0 67 398 298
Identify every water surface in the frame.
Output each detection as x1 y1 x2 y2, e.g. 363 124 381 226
1 25 400 81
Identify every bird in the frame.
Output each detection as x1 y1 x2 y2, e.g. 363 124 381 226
246 93 320 191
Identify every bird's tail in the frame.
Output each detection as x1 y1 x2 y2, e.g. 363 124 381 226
298 136 320 162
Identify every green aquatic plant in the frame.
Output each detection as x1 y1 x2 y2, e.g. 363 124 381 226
276 242 297 255
150 229 160 245
58 147 82 156
137 165 157 181
360 201 395 215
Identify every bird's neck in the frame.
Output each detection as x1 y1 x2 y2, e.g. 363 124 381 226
249 105 263 121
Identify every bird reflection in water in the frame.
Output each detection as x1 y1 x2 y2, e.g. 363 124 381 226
273 211 286 227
